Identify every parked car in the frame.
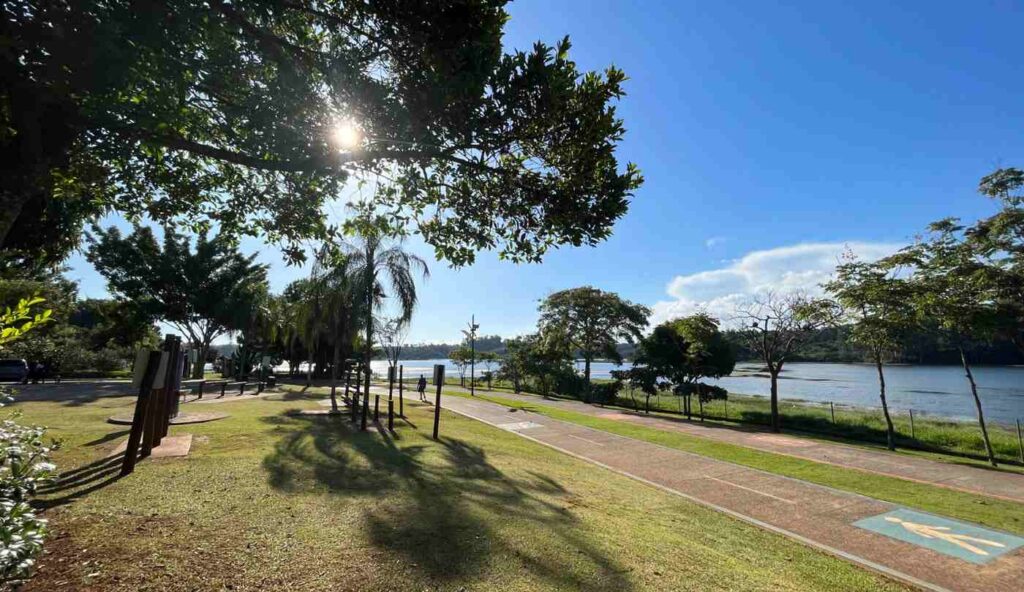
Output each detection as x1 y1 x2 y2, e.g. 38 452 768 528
0 359 29 384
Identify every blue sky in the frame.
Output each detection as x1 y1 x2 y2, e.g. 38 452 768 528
65 0 1024 343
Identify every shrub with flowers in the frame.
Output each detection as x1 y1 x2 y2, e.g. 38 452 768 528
0 297 56 584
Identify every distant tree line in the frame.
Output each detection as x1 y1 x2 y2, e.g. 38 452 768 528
393 335 506 360
390 326 1023 366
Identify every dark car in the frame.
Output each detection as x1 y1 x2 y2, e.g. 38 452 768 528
0 359 29 384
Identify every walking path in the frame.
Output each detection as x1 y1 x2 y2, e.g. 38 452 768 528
434 386 1024 503
415 390 1024 592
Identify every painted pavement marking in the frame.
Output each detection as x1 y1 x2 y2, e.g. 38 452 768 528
854 509 1024 565
703 476 796 504
565 433 607 446
497 421 545 432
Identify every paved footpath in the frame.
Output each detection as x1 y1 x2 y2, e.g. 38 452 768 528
375 388 1024 592
432 386 1024 504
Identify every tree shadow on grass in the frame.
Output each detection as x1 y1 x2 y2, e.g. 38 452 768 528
262 390 327 402
261 413 635 591
82 430 130 447
35 453 126 509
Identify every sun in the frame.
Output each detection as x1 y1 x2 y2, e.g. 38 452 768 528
331 120 363 150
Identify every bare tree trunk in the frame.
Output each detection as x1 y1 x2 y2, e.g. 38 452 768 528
362 266 373 431
192 343 209 379
874 350 896 451
769 368 781 433
959 347 997 467
583 356 592 403
329 341 340 412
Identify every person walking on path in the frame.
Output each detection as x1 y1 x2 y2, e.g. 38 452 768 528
417 375 427 401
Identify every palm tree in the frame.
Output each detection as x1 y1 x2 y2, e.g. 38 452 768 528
347 231 429 429
316 252 363 412
290 275 328 388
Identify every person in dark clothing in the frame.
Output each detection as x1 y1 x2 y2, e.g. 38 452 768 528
417 375 428 401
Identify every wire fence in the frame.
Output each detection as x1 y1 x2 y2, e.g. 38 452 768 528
620 391 1024 465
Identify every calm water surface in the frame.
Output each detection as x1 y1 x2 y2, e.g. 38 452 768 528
372 359 1024 424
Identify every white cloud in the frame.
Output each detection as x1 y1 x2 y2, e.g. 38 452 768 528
650 241 903 326
704 236 727 249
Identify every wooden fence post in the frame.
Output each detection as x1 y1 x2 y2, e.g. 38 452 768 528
122 350 162 476
432 364 444 440
353 363 363 423
830 402 835 424
399 365 404 418
141 382 161 457
361 363 370 431
909 409 915 440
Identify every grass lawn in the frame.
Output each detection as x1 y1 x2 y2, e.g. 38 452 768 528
15 390 906 591
438 389 1024 535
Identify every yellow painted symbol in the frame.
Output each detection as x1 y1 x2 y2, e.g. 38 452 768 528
883 516 1007 556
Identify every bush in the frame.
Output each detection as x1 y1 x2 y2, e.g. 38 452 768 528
0 295 57 585
0 394 57 584
92 347 126 374
589 380 623 404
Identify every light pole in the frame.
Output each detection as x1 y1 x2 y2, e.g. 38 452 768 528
463 315 479 396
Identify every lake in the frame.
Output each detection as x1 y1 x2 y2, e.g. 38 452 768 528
371 359 1024 425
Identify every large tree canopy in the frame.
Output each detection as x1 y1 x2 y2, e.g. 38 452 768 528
537 286 649 399
971 167 1024 355
85 224 268 377
1 0 642 265
626 314 734 417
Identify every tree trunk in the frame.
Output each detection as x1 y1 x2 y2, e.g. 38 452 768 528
329 341 340 412
192 343 209 379
583 356 592 403
769 368 781 433
959 347 997 467
361 268 373 431
874 351 896 451
0 192 31 250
